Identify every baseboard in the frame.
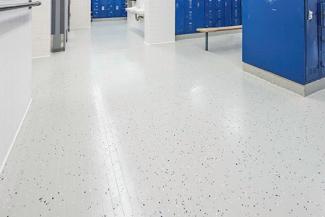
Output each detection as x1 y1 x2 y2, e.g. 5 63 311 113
144 40 175 45
243 63 325 96
0 98 32 174
305 76 325 96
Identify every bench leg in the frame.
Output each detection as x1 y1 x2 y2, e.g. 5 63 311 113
205 32 209 51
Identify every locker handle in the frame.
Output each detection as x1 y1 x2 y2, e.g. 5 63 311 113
308 10 313 21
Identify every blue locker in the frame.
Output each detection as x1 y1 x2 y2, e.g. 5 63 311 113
224 0 232 26
176 0 186 34
182 0 192 34
231 0 241 25
114 0 127 17
91 0 126 19
92 0 106 18
205 0 226 27
193 0 205 31
106 0 113 16
176 0 205 34
184 0 196 33
205 0 213 27
175 0 242 35
205 0 216 27
243 0 325 85
216 0 226 27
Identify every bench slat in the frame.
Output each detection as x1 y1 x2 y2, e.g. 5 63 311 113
197 25 242 33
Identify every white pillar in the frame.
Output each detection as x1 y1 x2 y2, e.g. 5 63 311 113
144 0 175 44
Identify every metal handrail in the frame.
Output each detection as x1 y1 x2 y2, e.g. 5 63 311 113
0 1 41 12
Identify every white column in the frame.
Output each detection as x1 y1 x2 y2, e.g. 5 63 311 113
144 0 175 44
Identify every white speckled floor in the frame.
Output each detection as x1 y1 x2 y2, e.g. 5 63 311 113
1 20 325 217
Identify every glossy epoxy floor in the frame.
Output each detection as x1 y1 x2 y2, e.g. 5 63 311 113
1 21 325 217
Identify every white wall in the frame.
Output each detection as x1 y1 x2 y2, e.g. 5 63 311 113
0 7 32 171
70 0 91 30
32 0 51 58
144 0 175 44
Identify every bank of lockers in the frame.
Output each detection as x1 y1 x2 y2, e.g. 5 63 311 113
176 0 205 34
92 0 126 19
176 0 242 35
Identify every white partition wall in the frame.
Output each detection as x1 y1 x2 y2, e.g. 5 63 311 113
144 0 175 44
70 0 91 30
0 8 33 171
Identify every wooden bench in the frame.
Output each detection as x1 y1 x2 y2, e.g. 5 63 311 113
196 25 242 51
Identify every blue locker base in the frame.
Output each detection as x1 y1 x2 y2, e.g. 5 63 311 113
243 63 325 96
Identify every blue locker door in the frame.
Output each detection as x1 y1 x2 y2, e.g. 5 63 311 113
184 0 195 33
115 0 127 17
114 0 122 17
224 0 232 26
216 0 225 27
231 0 241 25
92 0 104 18
243 0 306 84
107 0 115 17
205 0 213 27
204 0 228 27
102 0 110 18
184 0 205 34
92 0 100 18
122 0 127 17
92 0 108 18
176 0 186 34
195 0 205 29
205 0 216 27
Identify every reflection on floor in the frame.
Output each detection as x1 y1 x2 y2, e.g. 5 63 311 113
1 21 325 217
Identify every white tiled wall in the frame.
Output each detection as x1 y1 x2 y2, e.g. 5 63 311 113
144 0 175 44
0 8 32 171
32 0 51 58
70 0 91 30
